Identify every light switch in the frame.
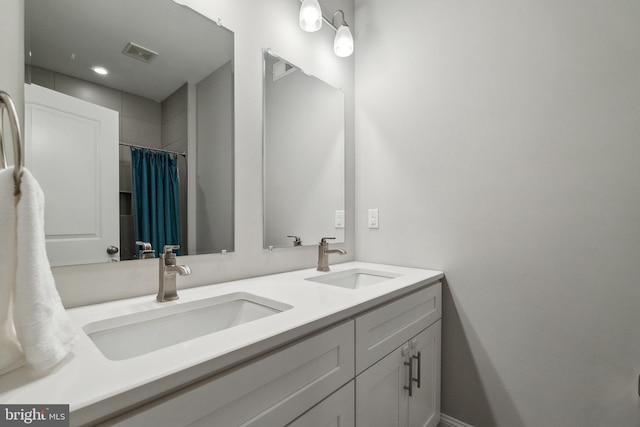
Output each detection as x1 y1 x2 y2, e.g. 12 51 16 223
368 208 379 229
335 210 345 228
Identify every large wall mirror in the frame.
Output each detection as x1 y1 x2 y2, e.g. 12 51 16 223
24 0 234 266
263 50 345 249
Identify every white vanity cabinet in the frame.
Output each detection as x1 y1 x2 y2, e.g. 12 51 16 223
94 280 442 427
354 283 442 427
102 321 354 427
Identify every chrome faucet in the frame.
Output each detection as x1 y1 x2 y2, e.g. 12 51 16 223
157 245 191 302
136 241 155 259
317 237 347 272
287 235 303 246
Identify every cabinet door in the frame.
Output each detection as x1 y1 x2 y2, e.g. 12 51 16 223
288 381 354 427
408 320 441 427
355 344 409 427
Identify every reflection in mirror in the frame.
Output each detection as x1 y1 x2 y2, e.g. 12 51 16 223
263 50 345 249
24 0 234 266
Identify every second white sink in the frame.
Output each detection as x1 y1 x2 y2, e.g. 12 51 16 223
305 268 401 289
83 292 292 361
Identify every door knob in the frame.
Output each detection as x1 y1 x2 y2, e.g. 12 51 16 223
107 246 119 255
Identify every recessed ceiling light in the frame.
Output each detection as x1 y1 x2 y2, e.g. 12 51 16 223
92 66 109 76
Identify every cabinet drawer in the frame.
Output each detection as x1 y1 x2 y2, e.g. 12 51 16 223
355 283 441 374
105 321 354 427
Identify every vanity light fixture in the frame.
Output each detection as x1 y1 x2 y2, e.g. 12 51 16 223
298 1 354 57
299 0 323 32
331 11 353 57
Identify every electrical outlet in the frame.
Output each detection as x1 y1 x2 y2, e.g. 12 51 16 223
368 208 379 229
335 210 345 228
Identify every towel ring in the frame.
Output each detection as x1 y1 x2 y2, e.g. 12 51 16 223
0 90 24 195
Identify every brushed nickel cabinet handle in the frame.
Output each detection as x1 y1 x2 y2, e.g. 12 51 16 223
404 358 413 397
412 351 421 388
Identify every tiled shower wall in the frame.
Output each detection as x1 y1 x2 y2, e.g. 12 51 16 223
161 84 189 255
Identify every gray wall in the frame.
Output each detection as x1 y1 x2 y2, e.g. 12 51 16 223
196 61 234 253
355 0 640 426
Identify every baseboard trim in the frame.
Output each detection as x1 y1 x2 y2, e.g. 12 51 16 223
440 413 475 427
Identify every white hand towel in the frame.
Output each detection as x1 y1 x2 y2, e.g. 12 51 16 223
6 167 78 373
0 168 26 375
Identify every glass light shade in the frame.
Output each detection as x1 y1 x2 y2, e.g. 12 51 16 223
333 25 353 57
299 0 322 32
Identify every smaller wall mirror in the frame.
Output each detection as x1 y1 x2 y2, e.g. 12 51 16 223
263 50 345 249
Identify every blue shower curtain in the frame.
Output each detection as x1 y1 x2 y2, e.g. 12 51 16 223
131 147 181 258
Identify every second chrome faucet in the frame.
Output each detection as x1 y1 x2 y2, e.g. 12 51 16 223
317 237 347 272
158 245 191 302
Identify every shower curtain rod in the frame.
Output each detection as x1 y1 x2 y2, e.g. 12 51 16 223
119 142 187 157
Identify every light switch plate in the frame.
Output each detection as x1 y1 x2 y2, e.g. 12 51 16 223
335 210 345 228
368 208 379 229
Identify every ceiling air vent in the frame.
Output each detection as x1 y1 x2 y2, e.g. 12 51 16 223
122 42 158 63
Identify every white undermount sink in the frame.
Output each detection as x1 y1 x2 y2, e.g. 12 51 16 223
305 268 401 289
83 292 292 361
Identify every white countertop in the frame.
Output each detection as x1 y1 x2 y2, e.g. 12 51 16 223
0 262 442 425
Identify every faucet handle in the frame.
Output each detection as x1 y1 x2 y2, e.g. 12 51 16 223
136 241 155 259
136 241 152 251
287 235 302 246
163 245 180 256
320 237 336 244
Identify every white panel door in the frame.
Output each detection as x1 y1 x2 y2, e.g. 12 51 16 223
24 84 119 266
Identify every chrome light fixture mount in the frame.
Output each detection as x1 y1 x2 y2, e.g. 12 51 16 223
298 0 354 57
